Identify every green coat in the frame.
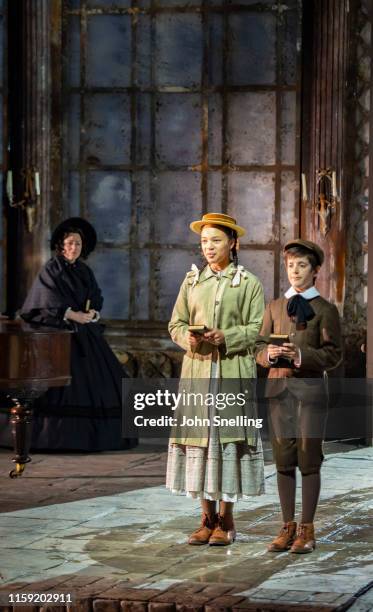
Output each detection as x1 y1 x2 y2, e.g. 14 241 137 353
168 262 265 446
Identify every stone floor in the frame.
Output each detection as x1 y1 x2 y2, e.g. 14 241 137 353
0 442 373 611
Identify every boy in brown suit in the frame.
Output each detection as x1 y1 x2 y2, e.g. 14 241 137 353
255 239 342 553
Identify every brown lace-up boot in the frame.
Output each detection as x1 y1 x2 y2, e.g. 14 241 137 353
267 521 297 552
209 513 236 546
290 522 316 553
188 513 217 545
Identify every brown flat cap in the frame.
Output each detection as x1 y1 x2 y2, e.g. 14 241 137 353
284 238 324 266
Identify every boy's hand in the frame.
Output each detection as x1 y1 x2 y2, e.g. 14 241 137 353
281 342 300 362
267 344 283 360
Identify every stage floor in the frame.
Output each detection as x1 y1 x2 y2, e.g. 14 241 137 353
0 442 372 611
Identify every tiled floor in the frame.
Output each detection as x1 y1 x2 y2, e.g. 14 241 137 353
0 444 373 609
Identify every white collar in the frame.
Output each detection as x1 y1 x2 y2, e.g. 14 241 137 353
285 286 320 300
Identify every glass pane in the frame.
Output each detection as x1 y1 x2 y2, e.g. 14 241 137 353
66 16 80 88
154 171 202 244
281 91 296 165
156 94 202 166
86 16 132 87
280 9 299 85
228 172 275 244
208 93 222 165
238 249 274 302
85 94 131 165
281 171 297 245
228 13 276 86
89 250 130 319
133 249 150 320
87 171 132 243
155 15 203 87
135 171 152 245
136 16 151 86
67 94 80 166
154 249 199 321
67 172 80 216
209 14 223 85
136 94 151 166
228 92 276 165
207 172 222 212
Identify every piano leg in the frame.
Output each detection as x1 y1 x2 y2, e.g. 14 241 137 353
9 398 33 478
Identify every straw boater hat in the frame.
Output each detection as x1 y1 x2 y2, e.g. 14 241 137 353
284 238 324 266
190 213 246 237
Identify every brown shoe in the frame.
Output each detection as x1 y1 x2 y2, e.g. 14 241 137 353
188 513 217 545
209 514 236 546
267 521 297 552
290 523 316 554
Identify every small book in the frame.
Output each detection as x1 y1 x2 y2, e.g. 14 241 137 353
188 325 208 334
269 334 289 346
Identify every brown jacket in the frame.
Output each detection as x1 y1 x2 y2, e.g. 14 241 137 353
255 296 342 399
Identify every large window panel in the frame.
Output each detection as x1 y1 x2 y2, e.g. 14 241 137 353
89 250 130 319
155 15 203 87
67 94 80 166
85 94 131 165
228 14 277 85
156 94 202 166
155 250 198 321
87 172 132 243
154 172 202 244
67 16 80 88
228 93 277 166
238 250 275 303
86 16 132 87
228 172 275 245
280 92 297 166
62 1 301 321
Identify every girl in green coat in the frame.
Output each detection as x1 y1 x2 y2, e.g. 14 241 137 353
166 213 265 546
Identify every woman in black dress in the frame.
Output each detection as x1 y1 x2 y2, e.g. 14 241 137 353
19 217 136 452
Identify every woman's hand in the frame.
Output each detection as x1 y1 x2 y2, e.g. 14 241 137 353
203 328 225 346
66 310 96 324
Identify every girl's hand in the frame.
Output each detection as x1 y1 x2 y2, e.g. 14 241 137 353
188 331 202 348
203 328 225 346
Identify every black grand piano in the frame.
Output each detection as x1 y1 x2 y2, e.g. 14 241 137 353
0 319 72 477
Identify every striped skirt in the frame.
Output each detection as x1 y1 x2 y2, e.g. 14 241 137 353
166 427 265 502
